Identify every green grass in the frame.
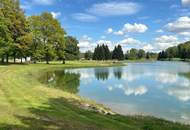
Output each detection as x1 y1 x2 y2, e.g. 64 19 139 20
0 61 189 130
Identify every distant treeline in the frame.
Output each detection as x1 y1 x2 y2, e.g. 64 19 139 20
125 48 157 60
0 0 79 64
158 41 190 60
84 45 157 61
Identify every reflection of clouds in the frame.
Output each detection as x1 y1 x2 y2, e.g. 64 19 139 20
108 86 113 91
181 79 190 87
122 73 141 82
108 84 148 96
167 87 190 102
156 73 178 84
124 86 148 96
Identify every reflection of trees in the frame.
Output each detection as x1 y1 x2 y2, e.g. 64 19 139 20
180 72 190 80
114 68 123 80
94 68 109 81
40 70 80 94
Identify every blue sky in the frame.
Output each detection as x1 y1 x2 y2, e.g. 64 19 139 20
20 0 190 52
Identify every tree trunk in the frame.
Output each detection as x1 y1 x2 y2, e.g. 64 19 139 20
46 59 49 64
21 58 23 63
13 54 16 63
1 56 4 63
6 54 9 64
46 54 49 64
25 57 27 63
62 59 65 64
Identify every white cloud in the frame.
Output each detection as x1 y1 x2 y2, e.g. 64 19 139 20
111 23 148 36
182 0 190 6
87 2 142 16
123 23 148 33
114 31 124 36
155 35 178 43
142 44 154 52
107 28 113 34
71 13 98 22
156 29 164 33
96 40 112 45
179 32 190 37
166 16 190 33
118 38 141 45
154 35 179 50
51 12 61 18
78 35 95 52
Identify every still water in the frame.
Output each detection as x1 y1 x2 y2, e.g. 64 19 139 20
40 61 190 124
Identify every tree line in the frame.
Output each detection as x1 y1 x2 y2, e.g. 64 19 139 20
0 0 79 64
158 41 190 60
125 48 157 60
87 44 124 61
85 46 157 61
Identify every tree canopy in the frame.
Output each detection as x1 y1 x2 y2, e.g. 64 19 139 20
0 0 79 64
158 41 190 60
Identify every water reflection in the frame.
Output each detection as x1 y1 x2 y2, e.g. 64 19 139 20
113 68 123 80
39 62 190 124
40 70 80 93
94 68 109 81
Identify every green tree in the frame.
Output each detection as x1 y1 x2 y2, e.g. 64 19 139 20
1 0 29 63
65 36 80 60
84 50 93 60
29 12 65 64
0 10 13 63
112 45 124 60
138 49 145 59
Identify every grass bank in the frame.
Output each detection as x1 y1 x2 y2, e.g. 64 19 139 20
0 61 189 130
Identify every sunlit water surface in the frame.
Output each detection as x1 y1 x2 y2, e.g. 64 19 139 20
40 61 190 124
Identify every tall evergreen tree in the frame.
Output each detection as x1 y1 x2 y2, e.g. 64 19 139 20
112 45 124 60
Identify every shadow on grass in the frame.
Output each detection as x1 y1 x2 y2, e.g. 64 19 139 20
0 97 189 130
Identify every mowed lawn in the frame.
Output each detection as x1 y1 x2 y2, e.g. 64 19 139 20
0 61 189 130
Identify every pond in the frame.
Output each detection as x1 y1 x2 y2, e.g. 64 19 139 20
40 61 190 124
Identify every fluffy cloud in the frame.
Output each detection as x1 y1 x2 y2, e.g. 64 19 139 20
154 35 179 50
107 28 113 34
87 2 142 16
51 12 61 18
182 0 190 6
118 38 141 45
114 31 124 36
155 35 178 43
165 16 190 33
71 13 98 22
78 35 94 52
142 44 154 52
79 36 114 52
109 23 148 36
156 29 164 33
123 23 148 33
